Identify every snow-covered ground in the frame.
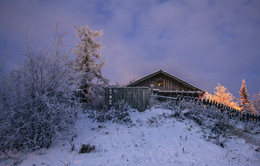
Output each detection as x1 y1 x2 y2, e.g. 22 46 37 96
3 108 260 166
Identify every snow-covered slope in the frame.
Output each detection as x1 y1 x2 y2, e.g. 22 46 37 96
6 108 260 166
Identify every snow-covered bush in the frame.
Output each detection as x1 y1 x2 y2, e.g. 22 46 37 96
242 120 260 133
151 97 243 147
150 97 197 117
88 101 133 125
147 113 169 127
183 105 233 146
0 34 82 154
174 99 260 146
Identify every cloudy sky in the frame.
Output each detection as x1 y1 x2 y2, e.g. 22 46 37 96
0 0 259 98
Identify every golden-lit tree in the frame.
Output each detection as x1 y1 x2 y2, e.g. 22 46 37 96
238 79 251 113
204 83 240 110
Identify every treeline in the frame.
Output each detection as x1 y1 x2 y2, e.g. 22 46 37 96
204 81 260 115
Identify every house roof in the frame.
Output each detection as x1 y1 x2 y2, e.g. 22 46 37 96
127 69 204 92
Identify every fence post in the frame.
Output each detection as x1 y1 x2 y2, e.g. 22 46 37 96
249 114 252 121
217 103 220 109
241 113 244 121
246 113 249 121
205 99 208 105
213 101 216 107
150 84 154 94
202 99 205 105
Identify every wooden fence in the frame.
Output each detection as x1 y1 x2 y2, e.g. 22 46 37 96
152 88 202 98
175 95 260 122
105 87 259 121
105 87 150 111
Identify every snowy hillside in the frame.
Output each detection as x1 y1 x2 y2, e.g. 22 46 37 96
3 108 260 166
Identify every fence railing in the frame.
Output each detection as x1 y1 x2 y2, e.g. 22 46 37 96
105 87 259 121
175 95 260 122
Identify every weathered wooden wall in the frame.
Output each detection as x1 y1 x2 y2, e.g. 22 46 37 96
105 87 150 111
132 73 196 91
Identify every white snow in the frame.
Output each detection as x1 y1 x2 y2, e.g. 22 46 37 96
4 108 260 166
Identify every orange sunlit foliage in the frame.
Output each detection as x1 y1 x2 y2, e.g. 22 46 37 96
204 83 240 110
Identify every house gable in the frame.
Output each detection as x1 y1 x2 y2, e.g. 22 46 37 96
127 70 205 97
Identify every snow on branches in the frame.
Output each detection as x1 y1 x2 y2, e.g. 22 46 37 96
73 25 108 107
0 27 82 154
238 79 251 113
204 83 240 110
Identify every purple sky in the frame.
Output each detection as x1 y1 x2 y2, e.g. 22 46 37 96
0 0 260 99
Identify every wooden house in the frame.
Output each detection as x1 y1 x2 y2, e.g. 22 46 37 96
127 70 205 98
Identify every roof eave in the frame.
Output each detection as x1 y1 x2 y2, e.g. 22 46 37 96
127 70 204 92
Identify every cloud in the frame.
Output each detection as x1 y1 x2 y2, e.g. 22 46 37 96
0 0 260 97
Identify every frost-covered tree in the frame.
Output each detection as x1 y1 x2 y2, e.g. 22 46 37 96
238 79 251 113
252 92 260 115
73 25 108 107
0 47 7 97
204 83 240 110
0 26 82 153
0 47 6 78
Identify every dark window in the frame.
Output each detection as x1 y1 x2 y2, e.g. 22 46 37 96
158 81 163 87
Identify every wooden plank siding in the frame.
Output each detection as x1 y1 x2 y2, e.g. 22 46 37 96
105 87 150 112
133 73 195 91
127 70 205 98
